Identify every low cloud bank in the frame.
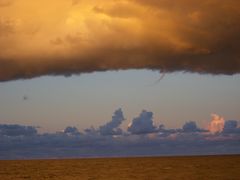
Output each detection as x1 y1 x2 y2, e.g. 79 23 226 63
0 124 37 137
0 110 239 159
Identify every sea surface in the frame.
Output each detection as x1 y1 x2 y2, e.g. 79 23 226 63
0 155 239 179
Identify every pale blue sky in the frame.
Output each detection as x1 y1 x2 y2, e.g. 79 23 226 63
0 70 239 133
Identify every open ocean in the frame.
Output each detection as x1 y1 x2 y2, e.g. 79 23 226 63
0 155 239 180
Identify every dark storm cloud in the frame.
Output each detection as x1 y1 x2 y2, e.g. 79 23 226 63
128 110 157 134
0 124 37 136
0 0 240 82
99 108 125 136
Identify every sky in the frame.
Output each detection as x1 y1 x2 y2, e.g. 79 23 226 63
0 0 240 159
0 71 240 133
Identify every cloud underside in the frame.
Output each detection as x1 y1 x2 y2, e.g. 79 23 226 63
0 0 240 81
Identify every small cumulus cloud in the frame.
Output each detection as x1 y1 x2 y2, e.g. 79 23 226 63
182 121 198 132
222 120 240 134
128 110 157 134
99 108 125 136
182 121 207 133
208 114 225 134
64 126 81 136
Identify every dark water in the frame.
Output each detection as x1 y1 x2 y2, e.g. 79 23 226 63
0 155 239 180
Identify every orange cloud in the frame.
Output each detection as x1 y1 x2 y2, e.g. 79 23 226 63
0 0 14 7
208 114 225 134
0 0 240 81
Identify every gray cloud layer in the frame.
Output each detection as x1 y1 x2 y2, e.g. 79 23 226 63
0 109 239 159
0 124 37 136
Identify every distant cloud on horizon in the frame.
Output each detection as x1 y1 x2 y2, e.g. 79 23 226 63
0 124 37 137
127 110 157 134
0 0 240 82
99 108 125 136
208 114 225 133
0 110 239 159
